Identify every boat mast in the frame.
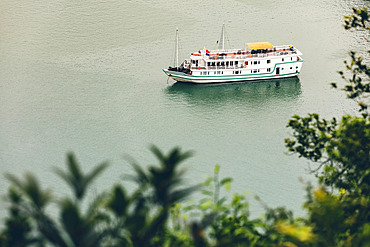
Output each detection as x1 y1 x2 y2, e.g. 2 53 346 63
222 23 225 50
175 28 179 68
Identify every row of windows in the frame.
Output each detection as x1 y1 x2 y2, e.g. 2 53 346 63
201 71 225 75
206 60 266 67
207 61 239 67
199 65 299 75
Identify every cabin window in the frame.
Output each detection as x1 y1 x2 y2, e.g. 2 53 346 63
207 62 210 66
253 70 257 73
267 68 271 72
235 71 239 74
217 62 220 66
282 58 284 62
214 72 216 75
258 61 260 64
230 61 234 66
226 61 229 66
221 62 225 66
291 57 293 61
235 61 238 65
258 69 260 72
212 62 215 66
267 60 271 64
254 61 257 65
290 67 292 69
296 66 298 69
222 71 223 74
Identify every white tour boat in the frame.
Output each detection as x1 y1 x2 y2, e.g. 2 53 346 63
162 25 303 84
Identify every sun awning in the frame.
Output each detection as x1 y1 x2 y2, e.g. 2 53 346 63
246 42 273 50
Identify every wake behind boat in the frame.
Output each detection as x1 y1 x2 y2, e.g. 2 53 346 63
163 25 303 84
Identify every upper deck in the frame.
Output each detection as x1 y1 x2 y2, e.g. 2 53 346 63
190 44 302 61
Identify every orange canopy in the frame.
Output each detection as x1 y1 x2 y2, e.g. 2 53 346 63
246 42 273 50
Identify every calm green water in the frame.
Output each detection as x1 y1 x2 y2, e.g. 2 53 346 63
0 0 366 217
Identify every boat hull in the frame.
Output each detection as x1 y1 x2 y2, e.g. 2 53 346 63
163 67 302 84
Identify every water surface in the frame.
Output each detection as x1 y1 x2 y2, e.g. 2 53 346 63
0 0 365 217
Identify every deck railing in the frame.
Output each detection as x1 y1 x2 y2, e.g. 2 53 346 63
191 66 245 70
191 45 299 60
205 51 297 60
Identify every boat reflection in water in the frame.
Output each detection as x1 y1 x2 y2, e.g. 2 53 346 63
165 77 302 109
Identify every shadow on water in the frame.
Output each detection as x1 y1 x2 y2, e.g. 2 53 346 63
165 77 302 108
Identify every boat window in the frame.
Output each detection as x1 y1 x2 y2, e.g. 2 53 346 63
267 68 271 72
291 57 293 61
258 61 260 64
282 58 284 62
267 60 271 64
226 61 229 66
258 69 260 72
235 71 239 74
235 61 238 65
296 66 298 69
217 62 220 66
230 61 234 66
221 62 225 66
212 62 215 66
207 62 210 66
254 61 257 65
290 67 292 69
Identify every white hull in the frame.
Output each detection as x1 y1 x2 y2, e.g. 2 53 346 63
163 60 303 84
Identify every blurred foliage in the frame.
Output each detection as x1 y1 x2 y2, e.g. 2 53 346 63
1 6 370 247
285 5 370 247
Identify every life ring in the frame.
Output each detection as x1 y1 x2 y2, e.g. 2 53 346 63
231 55 235 59
198 66 201 70
244 65 247 68
248 54 252 58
